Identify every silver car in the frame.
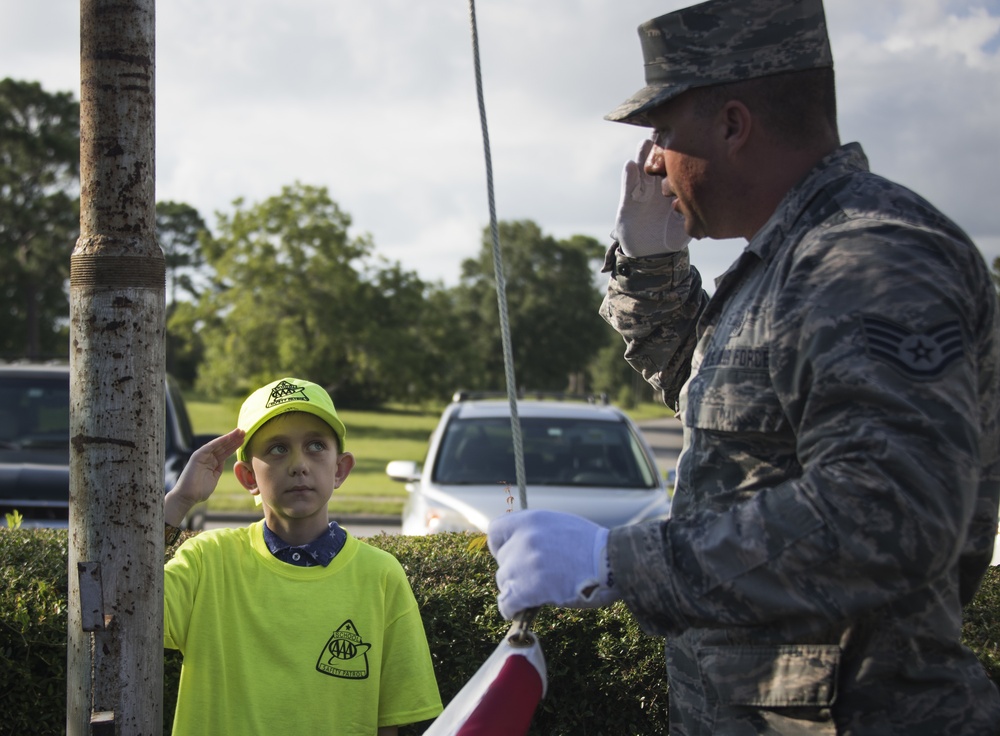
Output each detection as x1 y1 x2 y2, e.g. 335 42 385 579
387 395 670 534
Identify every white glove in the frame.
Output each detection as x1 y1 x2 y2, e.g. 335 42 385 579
487 509 620 620
612 137 691 256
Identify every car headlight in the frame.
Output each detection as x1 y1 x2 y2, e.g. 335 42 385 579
425 507 479 534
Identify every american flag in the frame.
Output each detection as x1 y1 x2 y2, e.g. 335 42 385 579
423 622 546 735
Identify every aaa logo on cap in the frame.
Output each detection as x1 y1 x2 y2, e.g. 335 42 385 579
266 379 311 408
316 620 371 680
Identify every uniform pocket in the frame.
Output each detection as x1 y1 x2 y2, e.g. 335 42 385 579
684 362 788 435
695 644 840 734
698 644 839 707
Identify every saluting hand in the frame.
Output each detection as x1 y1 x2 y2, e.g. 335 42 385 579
613 137 690 256
165 428 245 524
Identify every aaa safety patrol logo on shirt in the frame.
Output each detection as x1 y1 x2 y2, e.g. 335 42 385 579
316 620 371 680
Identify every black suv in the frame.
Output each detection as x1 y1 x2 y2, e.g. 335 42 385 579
0 363 213 529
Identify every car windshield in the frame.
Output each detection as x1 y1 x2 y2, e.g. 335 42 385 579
0 375 70 450
432 416 658 489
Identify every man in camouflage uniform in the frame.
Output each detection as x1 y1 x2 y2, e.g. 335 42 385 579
487 0 1000 733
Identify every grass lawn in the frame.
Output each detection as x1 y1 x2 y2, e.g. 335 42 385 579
185 394 674 518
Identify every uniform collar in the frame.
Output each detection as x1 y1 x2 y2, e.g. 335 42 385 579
741 142 870 268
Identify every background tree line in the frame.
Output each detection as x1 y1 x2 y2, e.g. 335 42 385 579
15 78 997 410
2 78 648 408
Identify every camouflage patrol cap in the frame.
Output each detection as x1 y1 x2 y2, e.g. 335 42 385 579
606 0 833 127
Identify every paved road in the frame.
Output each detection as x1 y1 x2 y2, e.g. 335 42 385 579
636 416 683 475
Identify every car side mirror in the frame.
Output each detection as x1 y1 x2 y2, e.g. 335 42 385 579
386 460 420 484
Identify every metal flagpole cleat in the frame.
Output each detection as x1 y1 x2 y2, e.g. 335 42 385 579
508 607 540 647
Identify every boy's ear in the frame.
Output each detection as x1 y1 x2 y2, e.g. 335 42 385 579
234 460 259 496
334 451 356 489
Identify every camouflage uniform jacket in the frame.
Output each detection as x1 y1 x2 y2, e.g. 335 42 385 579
600 143 1000 735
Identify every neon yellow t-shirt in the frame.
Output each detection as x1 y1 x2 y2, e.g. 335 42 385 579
164 521 442 734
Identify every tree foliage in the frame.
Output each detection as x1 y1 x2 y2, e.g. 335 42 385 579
187 194 613 404
165 300 204 389
350 260 466 405
452 221 608 392
590 335 662 409
192 183 443 405
2 79 630 405
156 200 208 306
0 78 79 361
156 201 211 387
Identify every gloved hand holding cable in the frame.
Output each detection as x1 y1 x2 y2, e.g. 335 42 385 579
487 509 620 620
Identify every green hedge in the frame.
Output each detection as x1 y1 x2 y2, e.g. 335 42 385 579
2 529 998 735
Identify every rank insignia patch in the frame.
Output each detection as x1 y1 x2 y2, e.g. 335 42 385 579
861 315 963 380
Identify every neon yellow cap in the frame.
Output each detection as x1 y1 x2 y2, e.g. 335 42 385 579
236 377 347 463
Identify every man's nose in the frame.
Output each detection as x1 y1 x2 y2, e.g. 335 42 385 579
644 144 666 176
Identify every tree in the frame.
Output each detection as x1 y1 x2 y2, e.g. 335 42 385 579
451 220 608 392
191 182 443 405
193 183 368 398
411 286 485 400
0 78 80 360
589 330 660 409
156 200 208 306
156 201 210 386
165 300 204 388
349 261 469 405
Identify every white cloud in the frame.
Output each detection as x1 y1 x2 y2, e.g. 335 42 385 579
2 0 998 287
882 6 1000 68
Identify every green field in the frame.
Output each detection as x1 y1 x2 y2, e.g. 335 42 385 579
185 398 445 517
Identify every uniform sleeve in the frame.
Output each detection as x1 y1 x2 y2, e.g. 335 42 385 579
377 562 443 728
611 220 1000 632
600 242 708 409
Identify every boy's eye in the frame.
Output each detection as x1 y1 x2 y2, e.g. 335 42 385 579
266 443 288 456
307 439 327 452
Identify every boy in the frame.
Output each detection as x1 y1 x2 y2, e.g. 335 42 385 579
163 377 443 735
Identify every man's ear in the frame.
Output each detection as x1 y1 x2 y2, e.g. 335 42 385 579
721 100 752 153
333 452 356 489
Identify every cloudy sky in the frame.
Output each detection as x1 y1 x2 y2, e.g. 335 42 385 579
3 0 999 289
